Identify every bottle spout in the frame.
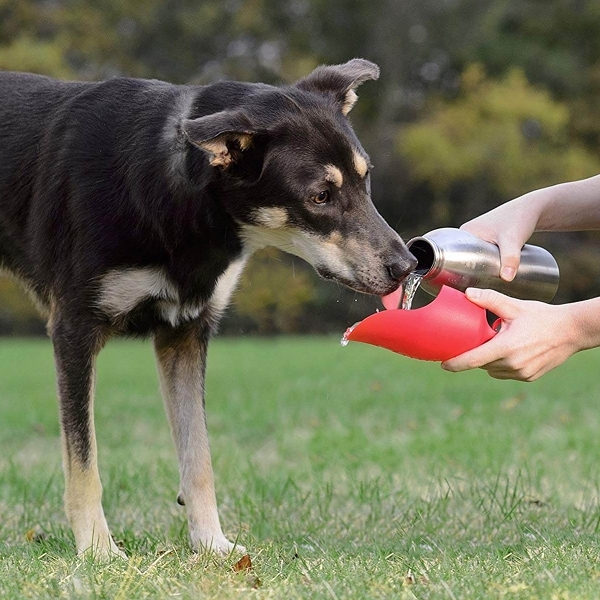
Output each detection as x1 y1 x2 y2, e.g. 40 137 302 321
407 238 437 277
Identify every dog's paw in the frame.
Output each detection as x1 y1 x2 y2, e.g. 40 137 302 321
193 533 245 555
77 535 128 560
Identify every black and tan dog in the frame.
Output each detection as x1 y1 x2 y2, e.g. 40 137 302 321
0 59 416 557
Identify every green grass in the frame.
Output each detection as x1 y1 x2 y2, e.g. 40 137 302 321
2 336 600 598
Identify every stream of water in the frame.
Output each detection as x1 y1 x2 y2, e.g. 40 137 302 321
399 272 424 310
340 272 424 347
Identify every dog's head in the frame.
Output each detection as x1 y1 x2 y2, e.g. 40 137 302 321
183 59 416 296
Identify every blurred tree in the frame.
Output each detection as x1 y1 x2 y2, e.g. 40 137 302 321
0 0 74 77
399 64 600 226
473 0 600 149
0 279 46 335
233 249 314 334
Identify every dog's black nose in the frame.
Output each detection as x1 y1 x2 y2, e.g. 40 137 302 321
386 256 417 281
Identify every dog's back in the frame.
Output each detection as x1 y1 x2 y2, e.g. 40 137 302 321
0 74 82 285
0 73 191 308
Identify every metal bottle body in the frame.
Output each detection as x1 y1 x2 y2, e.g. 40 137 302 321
407 227 560 302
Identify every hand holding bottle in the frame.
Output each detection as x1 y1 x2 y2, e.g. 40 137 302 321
445 174 600 380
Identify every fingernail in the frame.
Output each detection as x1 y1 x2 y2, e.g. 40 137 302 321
501 267 515 281
465 287 481 299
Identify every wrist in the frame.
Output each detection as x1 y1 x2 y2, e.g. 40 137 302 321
511 188 552 233
565 298 600 352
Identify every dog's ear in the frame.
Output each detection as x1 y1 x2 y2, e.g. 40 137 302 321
182 110 265 168
295 58 380 115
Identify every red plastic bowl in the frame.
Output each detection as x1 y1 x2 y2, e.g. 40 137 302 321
343 285 498 361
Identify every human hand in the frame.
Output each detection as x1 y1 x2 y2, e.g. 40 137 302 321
441 288 579 381
460 193 544 282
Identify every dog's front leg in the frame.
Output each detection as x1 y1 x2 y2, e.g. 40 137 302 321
154 322 242 554
51 315 124 558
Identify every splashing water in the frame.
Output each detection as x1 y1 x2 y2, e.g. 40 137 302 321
400 272 424 310
340 272 425 347
340 323 358 346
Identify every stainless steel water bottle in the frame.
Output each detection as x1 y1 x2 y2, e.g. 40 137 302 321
407 227 560 302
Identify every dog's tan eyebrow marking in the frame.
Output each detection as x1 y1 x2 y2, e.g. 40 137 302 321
352 149 369 178
324 164 343 188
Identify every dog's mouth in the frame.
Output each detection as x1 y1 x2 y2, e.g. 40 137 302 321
315 265 407 297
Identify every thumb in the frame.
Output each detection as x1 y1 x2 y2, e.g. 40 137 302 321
464 287 519 320
496 236 522 282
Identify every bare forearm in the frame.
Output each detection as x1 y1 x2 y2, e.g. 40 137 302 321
568 296 600 352
522 174 600 232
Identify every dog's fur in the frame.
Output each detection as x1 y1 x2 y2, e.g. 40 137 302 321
0 59 416 556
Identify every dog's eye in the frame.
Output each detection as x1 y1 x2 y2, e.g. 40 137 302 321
312 190 330 204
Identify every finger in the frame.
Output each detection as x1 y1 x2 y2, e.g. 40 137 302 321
499 254 520 282
464 287 519 320
477 358 520 379
486 369 521 380
441 338 506 372
496 234 524 281
483 366 540 382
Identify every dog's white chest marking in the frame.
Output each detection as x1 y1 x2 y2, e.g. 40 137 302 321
209 256 248 314
98 259 247 326
98 268 177 316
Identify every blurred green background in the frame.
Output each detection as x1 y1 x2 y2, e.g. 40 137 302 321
2 0 600 335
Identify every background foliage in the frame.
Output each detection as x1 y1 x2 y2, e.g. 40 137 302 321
2 0 600 334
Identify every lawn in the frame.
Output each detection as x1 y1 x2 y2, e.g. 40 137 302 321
2 336 600 598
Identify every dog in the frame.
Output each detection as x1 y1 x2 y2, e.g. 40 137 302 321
0 59 416 557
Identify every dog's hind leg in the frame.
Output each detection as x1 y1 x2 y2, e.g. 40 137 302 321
154 322 243 555
51 314 124 558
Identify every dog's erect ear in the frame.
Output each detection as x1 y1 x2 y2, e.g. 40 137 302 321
182 110 265 168
295 58 380 115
